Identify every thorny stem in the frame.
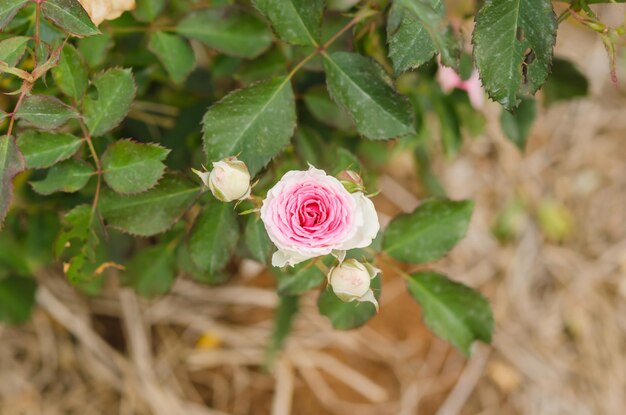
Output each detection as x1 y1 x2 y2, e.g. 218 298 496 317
6 82 32 138
79 119 102 213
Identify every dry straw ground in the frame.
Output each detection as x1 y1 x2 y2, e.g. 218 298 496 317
1 10 625 415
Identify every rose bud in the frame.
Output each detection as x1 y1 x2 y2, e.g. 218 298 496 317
328 259 380 310
337 169 365 193
193 157 251 202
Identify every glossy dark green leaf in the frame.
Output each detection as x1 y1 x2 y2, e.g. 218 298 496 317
202 76 296 175
148 31 196 84
16 95 78 130
41 0 100 37
188 200 239 274
134 0 165 22
318 275 381 330
323 52 414 140
100 175 199 237
0 135 26 229
253 0 324 45
0 36 30 66
473 0 556 109
542 57 588 106
17 131 83 169
388 0 460 73
52 44 88 100
0 276 37 325
244 215 273 264
30 159 94 195
83 68 136 137
102 139 170 195
124 244 176 297
0 0 29 30
500 96 536 150
383 199 473 263
407 271 493 355
177 8 273 58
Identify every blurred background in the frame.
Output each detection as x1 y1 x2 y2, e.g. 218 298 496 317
1 4 626 415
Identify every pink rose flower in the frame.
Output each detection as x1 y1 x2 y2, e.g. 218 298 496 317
437 65 484 109
260 167 379 267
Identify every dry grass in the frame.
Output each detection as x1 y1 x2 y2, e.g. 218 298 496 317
1 12 626 415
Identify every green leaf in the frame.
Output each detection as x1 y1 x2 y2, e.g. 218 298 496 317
383 199 473 263
542 57 588 106
0 36 30 67
52 44 88 100
16 95 78 130
17 131 83 169
275 257 331 296
0 135 26 228
134 0 166 22
188 200 239 274
100 175 199 237
433 91 461 157
101 139 170 195
318 275 381 330
266 295 299 366
83 68 136 137
0 276 37 325
78 33 113 68
388 0 460 74
303 86 354 131
472 0 556 109
124 244 176 297
41 0 100 37
30 159 94 195
244 215 273 264
323 52 414 140
500 96 536 150
148 31 196 84
0 0 29 30
253 0 324 46
407 271 493 355
177 8 273 58
202 76 296 176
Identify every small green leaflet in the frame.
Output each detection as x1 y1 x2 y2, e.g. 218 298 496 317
387 0 460 74
17 131 83 169
472 0 556 109
542 57 589 106
30 159 94 195
0 276 37 325
407 272 494 355
134 0 166 22
188 200 239 275
78 33 113 68
244 215 273 264
41 0 100 37
100 175 199 237
383 199 473 263
177 8 273 59
323 52 414 140
275 257 332 296
318 275 381 330
0 0 29 30
123 244 176 297
202 76 296 176
0 135 26 228
148 32 196 84
52 44 88 100
83 68 136 137
253 0 324 46
15 95 78 130
101 140 170 195
500 96 536 150
0 36 30 67
303 86 354 131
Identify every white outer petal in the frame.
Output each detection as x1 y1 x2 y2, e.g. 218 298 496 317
336 192 380 251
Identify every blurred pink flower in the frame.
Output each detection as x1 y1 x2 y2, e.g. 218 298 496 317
437 65 484 109
78 0 135 26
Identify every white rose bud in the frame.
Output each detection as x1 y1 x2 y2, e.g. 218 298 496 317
193 157 251 202
328 259 380 310
337 169 365 193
